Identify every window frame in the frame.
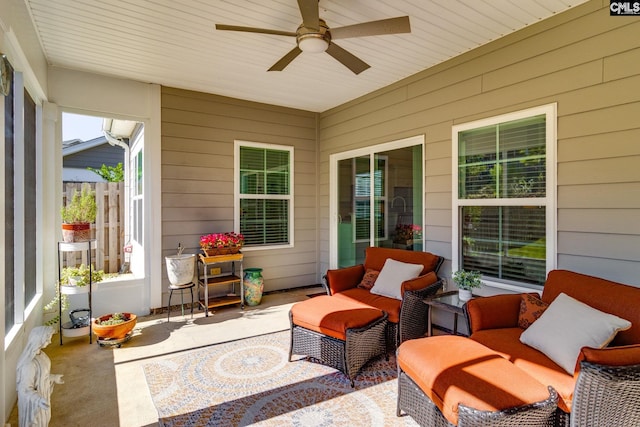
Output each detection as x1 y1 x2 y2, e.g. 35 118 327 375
452 104 557 292
3 62 43 342
131 143 143 245
234 140 294 251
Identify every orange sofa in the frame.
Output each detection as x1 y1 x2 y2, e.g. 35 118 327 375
463 270 640 425
324 247 444 350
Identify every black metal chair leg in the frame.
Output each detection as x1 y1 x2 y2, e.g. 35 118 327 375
167 289 174 321
190 285 194 318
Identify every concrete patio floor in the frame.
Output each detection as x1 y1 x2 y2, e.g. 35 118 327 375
8 286 322 427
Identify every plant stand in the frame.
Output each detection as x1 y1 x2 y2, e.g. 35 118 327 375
57 240 97 345
97 331 133 348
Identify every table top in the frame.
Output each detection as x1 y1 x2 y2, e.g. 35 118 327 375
424 290 472 313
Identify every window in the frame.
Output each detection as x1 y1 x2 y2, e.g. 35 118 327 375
131 147 143 245
4 60 40 335
235 141 293 248
452 104 556 289
4 60 15 333
23 88 37 305
330 135 424 268
353 156 387 242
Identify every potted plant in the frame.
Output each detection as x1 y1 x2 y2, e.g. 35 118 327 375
393 223 423 245
44 265 105 329
61 184 97 242
199 232 245 256
93 312 137 342
452 269 483 301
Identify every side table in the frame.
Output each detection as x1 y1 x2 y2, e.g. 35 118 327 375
424 290 473 336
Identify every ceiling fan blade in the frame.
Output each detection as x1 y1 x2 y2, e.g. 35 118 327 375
326 43 370 75
297 0 319 30
216 24 296 37
268 46 303 71
330 16 410 39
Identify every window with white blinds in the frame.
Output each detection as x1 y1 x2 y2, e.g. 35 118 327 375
353 157 387 242
453 104 556 289
236 141 293 248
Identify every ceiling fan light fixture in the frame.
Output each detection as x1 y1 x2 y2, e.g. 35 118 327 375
298 34 329 53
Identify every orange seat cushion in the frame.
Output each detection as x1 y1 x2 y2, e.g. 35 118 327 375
471 328 576 413
332 288 402 323
290 295 384 341
398 336 552 426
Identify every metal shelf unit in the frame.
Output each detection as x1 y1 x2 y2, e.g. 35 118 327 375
197 253 244 316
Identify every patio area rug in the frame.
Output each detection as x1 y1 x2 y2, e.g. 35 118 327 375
143 330 418 426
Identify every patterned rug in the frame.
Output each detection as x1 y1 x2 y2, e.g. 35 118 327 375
143 330 418 426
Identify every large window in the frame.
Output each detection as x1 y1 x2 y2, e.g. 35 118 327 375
4 60 40 334
24 88 37 305
452 104 556 289
235 141 293 249
4 60 15 333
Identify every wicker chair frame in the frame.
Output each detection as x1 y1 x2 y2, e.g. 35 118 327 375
322 275 444 352
397 369 558 426
398 279 444 344
569 361 640 427
289 310 388 387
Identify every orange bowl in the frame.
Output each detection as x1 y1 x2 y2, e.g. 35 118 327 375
93 313 137 340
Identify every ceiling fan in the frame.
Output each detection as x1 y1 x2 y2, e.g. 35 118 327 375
215 0 411 75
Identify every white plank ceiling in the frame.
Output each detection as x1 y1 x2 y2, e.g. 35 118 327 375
25 0 588 112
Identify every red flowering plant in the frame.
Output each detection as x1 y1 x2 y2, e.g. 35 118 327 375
200 232 245 251
393 224 423 243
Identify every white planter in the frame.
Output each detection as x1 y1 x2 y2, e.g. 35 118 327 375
165 254 196 286
458 289 473 301
60 284 91 295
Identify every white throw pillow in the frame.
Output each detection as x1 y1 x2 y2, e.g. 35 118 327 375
369 258 424 300
520 292 631 374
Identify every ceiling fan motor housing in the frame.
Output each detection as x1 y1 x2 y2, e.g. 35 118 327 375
297 19 331 52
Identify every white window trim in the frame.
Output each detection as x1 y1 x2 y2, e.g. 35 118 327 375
452 103 557 292
234 140 294 251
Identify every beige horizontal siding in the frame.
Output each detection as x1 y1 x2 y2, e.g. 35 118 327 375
559 209 640 235
318 0 640 287
161 87 318 302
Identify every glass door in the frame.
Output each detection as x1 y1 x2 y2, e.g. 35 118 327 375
331 136 424 268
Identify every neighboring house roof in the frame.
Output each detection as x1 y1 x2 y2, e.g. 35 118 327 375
62 135 125 179
62 135 110 156
63 167 106 183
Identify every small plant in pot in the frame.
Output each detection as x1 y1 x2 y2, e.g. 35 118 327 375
452 269 483 301
93 312 137 342
44 264 105 327
61 184 97 242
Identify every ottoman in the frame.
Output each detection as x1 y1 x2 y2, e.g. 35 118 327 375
289 295 388 386
397 335 558 426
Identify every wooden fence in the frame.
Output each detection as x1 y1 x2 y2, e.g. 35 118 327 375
62 182 125 273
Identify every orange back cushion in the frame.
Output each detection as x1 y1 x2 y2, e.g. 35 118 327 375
542 270 640 346
363 247 440 275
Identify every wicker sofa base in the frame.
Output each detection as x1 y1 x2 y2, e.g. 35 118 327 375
397 370 558 427
289 311 387 386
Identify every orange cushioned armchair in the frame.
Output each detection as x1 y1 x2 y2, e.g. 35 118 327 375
324 247 444 350
465 270 640 426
